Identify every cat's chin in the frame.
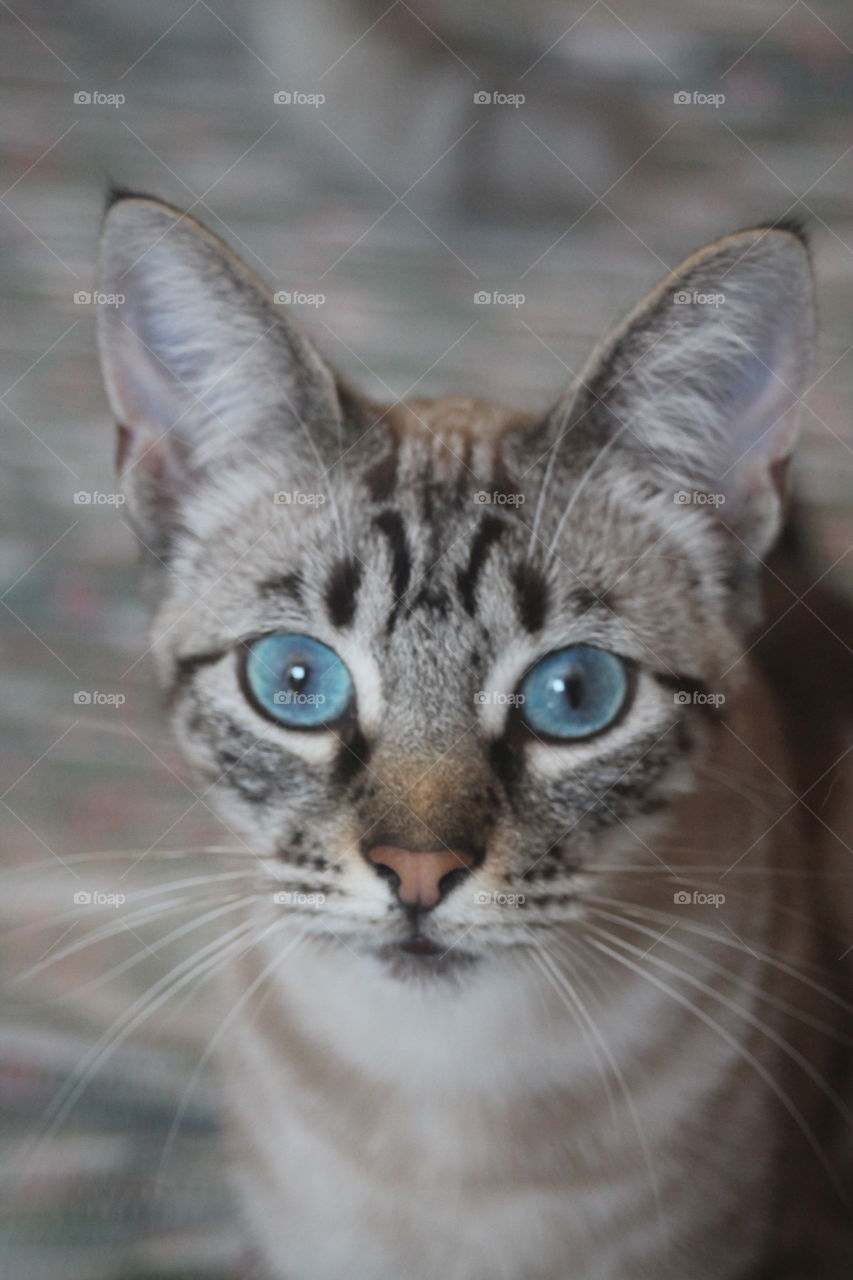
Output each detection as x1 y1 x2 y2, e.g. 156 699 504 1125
375 934 480 981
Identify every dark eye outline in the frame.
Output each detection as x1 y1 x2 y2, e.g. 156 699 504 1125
237 633 358 733
513 645 637 745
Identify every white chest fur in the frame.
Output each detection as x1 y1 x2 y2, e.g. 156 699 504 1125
218 928 777 1280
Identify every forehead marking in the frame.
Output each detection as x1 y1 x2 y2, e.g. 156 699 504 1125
258 570 304 603
511 562 548 634
324 557 363 629
457 514 507 616
373 509 412 632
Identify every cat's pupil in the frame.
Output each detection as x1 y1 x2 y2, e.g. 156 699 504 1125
287 662 308 692
550 670 585 710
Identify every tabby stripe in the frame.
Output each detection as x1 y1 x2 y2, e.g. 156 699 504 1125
324 557 363 629
511 562 548 633
485 442 524 507
457 515 506 615
410 584 450 617
373 509 411 631
258 571 304 603
569 586 605 614
489 735 523 798
165 648 226 706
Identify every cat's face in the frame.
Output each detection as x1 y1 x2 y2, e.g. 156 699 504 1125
96 196 814 973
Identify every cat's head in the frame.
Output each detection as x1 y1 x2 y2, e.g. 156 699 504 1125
96 194 814 975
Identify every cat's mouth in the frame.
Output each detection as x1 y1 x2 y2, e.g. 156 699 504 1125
377 931 478 979
397 933 443 957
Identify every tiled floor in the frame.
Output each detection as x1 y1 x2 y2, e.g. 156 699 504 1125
2 1 852 1274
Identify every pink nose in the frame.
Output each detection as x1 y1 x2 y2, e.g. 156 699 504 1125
367 846 476 909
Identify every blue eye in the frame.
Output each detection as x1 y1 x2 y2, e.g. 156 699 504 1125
520 645 630 741
243 634 355 729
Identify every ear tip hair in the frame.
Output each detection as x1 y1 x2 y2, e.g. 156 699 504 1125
105 182 151 211
744 216 810 250
102 184 185 222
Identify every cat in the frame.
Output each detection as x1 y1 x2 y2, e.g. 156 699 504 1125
95 192 853 1279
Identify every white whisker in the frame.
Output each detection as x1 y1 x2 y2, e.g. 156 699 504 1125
14 913 262 1184
585 927 849 1202
155 915 311 1190
524 924 667 1246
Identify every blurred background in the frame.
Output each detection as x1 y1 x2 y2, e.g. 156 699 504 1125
2 1 852 1275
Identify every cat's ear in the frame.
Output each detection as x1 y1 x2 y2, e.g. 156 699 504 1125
567 225 815 559
96 193 342 556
